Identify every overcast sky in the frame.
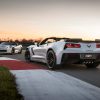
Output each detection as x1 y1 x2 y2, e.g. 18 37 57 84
0 0 100 40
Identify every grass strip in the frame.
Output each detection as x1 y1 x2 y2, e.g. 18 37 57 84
0 66 23 100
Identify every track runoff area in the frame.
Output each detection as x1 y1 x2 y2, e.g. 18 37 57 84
0 57 100 100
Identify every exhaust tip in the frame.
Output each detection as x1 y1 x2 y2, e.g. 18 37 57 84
83 61 94 64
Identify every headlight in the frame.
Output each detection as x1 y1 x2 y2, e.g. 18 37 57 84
6 46 9 49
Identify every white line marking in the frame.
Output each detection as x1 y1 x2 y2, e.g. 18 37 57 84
0 57 19 60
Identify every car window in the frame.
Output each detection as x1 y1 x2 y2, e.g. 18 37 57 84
40 39 56 45
46 39 56 44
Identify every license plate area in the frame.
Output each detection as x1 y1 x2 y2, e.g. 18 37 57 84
80 54 96 59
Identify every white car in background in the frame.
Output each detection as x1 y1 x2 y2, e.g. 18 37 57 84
0 42 22 54
25 37 100 69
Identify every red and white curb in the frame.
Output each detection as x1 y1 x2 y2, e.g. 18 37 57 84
0 57 46 70
1 57 100 100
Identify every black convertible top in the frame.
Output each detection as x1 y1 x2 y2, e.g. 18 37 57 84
41 37 100 43
45 37 83 42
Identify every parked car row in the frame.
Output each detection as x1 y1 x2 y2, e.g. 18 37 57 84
1 37 100 69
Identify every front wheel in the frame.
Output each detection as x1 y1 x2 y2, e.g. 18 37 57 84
47 50 58 69
85 63 99 68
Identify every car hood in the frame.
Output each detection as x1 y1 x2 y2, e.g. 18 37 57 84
0 44 10 48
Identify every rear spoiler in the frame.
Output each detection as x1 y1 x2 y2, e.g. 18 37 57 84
95 39 100 43
65 38 83 42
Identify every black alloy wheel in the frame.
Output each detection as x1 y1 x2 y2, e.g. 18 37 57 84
25 50 31 61
11 48 15 54
47 50 57 69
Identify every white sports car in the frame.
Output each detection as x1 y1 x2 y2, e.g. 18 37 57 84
0 42 23 54
25 37 100 69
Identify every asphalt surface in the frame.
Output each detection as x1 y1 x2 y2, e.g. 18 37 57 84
1 50 100 88
11 70 100 100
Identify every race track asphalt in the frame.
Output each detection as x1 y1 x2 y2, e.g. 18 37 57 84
1 50 100 88
1 50 100 100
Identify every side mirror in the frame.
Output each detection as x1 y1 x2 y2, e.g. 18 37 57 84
34 42 37 45
16 43 18 46
34 42 39 46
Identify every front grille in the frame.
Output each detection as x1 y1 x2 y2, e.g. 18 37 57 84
0 50 7 52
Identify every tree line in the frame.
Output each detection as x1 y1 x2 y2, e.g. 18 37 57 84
0 38 43 46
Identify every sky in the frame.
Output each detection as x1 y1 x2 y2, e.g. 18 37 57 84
0 0 100 40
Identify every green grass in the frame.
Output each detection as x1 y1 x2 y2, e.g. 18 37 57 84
0 66 23 100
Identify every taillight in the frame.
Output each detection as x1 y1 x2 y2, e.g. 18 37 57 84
64 43 81 48
96 44 100 48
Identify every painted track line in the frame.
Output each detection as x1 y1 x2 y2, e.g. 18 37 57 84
0 57 19 60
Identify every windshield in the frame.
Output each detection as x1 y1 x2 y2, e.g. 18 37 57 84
1 42 17 45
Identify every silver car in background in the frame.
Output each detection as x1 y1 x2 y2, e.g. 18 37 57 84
0 42 22 54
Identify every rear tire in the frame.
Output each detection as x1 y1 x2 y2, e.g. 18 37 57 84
47 50 58 69
19 48 22 54
25 50 31 61
11 48 15 55
86 63 99 68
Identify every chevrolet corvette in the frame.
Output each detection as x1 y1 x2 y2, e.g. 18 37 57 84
25 37 100 69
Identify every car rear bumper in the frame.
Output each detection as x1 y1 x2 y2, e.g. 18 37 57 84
61 53 100 64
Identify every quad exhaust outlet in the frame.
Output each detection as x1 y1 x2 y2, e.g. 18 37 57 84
83 61 94 64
